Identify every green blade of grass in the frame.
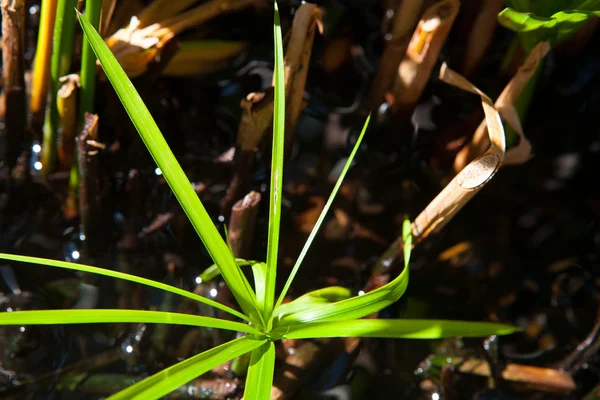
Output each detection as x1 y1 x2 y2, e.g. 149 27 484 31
274 115 371 311
244 341 276 400
76 11 261 324
275 218 412 326
252 262 268 312
0 309 259 334
264 1 285 316
108 336 265 400
0 253 247 321
271 319 520 340
273 286 352 320
198 258 254 283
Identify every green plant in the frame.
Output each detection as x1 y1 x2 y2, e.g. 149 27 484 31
499 0 600 53
0 4 518 399
496 1 599 143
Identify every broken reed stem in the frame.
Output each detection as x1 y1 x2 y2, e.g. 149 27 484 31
389 0 459 116
77 113 102 257
1 0 27 170
412 63 504 242
367 0 424 108
375 64 506 260
283 2 322 156
30 0 58 137
57 75 80 170
460 0 504 77
229 191 261 258
221 88 274 215
453 42 550 173
221 5 321 213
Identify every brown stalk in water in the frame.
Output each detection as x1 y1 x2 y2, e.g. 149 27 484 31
221 3 322 214
77 113 103 257
1 0 27 170
367 0 425 108
283 2 323 155
221 89 274 214
57 74 80 170
453 41 550 173
389 0 459 116
229 191 262 258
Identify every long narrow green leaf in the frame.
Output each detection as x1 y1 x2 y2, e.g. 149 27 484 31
198 258 255 283
275 218 412 326
75 12 261 325
273 286 352 320
0 253 247 321
109 336 265 400
271 319 519 340
274 115 371 310
244 341 276 400
0 310 259 334
264 1 285 316
252 262 268 312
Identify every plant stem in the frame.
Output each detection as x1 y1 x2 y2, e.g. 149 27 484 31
221 88 274 215
77 113 102 258
1 0 27 170
283 3 322 157
71 0 102 207
30 0 58 138
367 0 424 108
78 0 103 123
390 0 459 116
57 74 80 170
229 191 262 259
41 0 78 177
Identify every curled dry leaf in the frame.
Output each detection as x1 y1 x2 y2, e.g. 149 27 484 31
454 41 551 172
412 63 504 242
